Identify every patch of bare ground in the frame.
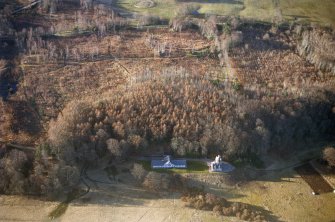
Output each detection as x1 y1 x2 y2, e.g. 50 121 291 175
0 194 58 221
0 191 224 222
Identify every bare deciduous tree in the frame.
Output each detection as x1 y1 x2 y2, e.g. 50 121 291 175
106 138 122 158
323 147 335 167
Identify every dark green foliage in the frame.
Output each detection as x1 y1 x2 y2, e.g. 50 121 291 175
232 152 265 169
223 23 232 35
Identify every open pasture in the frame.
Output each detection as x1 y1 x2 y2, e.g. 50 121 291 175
116 0 335 25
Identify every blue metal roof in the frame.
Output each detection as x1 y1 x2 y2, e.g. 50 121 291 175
151 157 187 169
210 162 235 172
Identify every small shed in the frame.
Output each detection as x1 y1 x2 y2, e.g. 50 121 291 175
209 155 235 173
151 155 187 169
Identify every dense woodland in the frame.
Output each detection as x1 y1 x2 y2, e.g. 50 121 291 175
0 0 334 197
49 72 335 161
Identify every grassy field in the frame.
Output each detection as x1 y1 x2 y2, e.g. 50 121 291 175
137 160 209 174
239 0 275 21
280 0 335 25
116 0 335 25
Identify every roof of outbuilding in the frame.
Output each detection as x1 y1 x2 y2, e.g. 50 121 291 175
210 161 235 172
151 156 187 169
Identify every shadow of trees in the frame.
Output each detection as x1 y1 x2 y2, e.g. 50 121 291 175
238 22 292 51
7 100 42 135
0 1 23 100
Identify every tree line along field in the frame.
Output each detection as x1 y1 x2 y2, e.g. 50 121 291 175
0 1 335 221
116 0 335 26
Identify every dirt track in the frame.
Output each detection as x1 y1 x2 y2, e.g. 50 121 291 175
295 163 334 194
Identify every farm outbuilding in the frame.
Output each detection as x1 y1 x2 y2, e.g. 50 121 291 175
209 155 235 172
151 155 187 169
